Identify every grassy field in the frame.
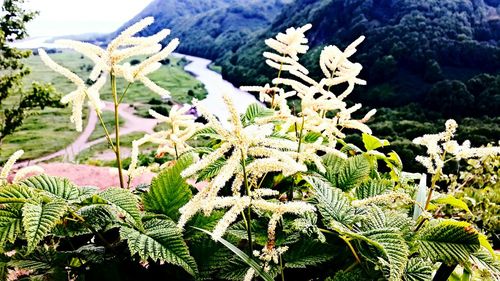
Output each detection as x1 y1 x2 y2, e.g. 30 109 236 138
0 50 206 162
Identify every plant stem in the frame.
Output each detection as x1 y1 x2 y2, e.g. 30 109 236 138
432 263 457 281
279 254 285 281
241 150 253 254
111 73 125 189
118 82 132 104
95 110 116 152
289 115 305 201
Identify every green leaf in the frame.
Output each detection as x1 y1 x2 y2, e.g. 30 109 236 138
22 200 67 253
403 258 432 281
120 218 198 276
196 158 226 182
470 248 500 279
415 219 480 265
303 132 322 143
362 133 390 151
478 233 495 258
189 237 232 280
354 179 393 199
283 239 334 268
305 175 358 228
143 156 193 220
432 195 471 213
21 174 79 201
194 227 274 281
241 103 273 125
99 188 142 229
0 184 35 204
337 155 371 191
0 207 22 249
361 228 409 281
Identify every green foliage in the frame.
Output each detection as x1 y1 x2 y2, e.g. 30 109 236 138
354 179 393 200
403 258 433 281
195 227 274 281
322 154 371 191
415 220 481 265
306 175 358 227
0 0 61 142
22 200 67 253
0 207 22 249
120 218 198 276
143 155 193 220
241 103 274 126
99 187 142 229
21 174 79 201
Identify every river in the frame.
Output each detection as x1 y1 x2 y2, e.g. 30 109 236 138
176 54 260 125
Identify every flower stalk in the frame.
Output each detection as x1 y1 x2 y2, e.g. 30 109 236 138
111 73 125 189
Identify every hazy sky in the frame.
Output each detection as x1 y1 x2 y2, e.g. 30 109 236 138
18 0 153 37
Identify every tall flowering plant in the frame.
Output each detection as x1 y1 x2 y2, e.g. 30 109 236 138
39 17 179 188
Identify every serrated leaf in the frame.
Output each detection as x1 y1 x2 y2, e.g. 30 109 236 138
241 103 273 125
403 258 432 281
305 175 358 228
337 155 371 191
21 174 79 201
416 219 480 265
478 233 495 258
0 207 22 249
22 200 67 253
196 158 226 182
432 195 471 213
362 133 390 151
120 219 198 276
0 184 35 204
194 227 274 281
361 228 409 281
283 239 334 268
99 188 142 229
143 156 193 220
355 179 393 199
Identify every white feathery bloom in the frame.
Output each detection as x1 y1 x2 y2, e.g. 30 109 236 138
39 49 103 131
413 120 500 174
243 268 255 281
13 165 45 183
107 17 155 52
0 150 24 183
265 23 312 61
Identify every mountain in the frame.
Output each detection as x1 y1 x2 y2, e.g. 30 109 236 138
107 0 293 60
218 0 500 110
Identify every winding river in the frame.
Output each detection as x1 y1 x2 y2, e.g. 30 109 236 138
176 54 260 125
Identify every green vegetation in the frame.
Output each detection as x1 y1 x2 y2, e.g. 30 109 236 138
0 20 498 281
0 0 62 160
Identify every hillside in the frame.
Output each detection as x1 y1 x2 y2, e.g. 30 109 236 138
219 0 500 108
106 0 293 59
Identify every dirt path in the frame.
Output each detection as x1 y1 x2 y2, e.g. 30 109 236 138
17 102 157 166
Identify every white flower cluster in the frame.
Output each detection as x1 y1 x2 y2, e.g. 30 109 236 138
126 105 201 180
39 17 178 131
0 150 44 185
253 245 289 272
413 119 500 174
242 24 373 172
177 95 315 235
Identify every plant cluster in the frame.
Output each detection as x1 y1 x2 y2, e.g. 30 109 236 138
0 18 499 281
